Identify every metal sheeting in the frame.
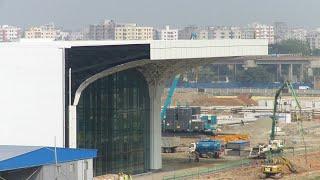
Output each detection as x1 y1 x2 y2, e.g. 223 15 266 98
0 145 42 161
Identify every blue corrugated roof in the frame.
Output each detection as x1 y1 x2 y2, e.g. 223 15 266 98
0 145 97 171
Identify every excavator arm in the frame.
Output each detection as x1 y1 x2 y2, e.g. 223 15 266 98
270 82 287 140
270 81 301 140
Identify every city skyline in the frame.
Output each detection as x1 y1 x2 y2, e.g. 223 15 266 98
1 0 320 30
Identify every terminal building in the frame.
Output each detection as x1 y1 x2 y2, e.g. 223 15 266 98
0 39 268 176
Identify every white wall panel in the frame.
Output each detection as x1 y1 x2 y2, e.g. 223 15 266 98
0 46 64 147
150 39 268 60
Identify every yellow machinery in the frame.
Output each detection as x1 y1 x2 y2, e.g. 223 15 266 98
262 156 297 178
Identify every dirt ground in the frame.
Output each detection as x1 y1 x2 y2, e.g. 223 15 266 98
134 119 320 180
201 151 320 180
162 91 257 107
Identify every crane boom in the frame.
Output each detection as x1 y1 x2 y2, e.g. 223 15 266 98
161 74 181 121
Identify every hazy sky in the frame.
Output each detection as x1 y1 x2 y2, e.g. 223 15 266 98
0 0 319 30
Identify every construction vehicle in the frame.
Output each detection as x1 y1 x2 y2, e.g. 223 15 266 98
161 74 180 131
189 139 223 162
250 81 300 158
161 137 181 153
249 140 285 159
261 155 297 178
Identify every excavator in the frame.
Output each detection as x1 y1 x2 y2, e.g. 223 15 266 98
261 153 297 178
249 81 301 159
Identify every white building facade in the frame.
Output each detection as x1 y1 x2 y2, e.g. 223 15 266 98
286 28 307 41
252 23 275 44
115 24 153 40
0 25 21 42
160 26 178 40
24 23 61 40
307 31 320 50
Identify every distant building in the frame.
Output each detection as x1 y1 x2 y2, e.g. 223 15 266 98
274 22 289 43
153 29 161 40
84 20 116 40
286 28 307 41
307 31 320 50
178 25 199 40
160 26 178 40
230 27 242 39
207 26 241 40
0 25 21 42
24 23 60 39
0 29 3 42
58 31 71 41
198 29 209 40
241 27 255 39
209 27 231 39
115 24 153 40
70 31 84 41
242 23 274 44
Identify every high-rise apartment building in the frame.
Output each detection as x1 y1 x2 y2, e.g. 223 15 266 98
209 27 231 39
207 26 241 40
274 22 289 43
241 27 255 39
0 25 21 42
0 29 4 42
115 24 153 40
84 20 116 40
286 28 307 41
230 27 242 39
252 23 275 44
307 31 320 50
24 23 61 39
198 29 209 40
178 25 199 40
70 31 84 41
242 23 274 44
160 26 178 40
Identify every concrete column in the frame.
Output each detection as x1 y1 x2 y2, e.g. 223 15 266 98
69 105 77 148
277 64 282 81
300 64 304 82
234 64 237 81
289 64 293 81
217 64 220 81
149 83 164 170
308 68 314 76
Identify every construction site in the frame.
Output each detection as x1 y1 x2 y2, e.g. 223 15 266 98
132 81 320 180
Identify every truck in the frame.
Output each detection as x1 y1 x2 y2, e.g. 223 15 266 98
189 139 223 161
161 137 181 153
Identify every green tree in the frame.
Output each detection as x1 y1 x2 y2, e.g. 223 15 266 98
311 49 320 56
269 39 311 56
237 66 274 83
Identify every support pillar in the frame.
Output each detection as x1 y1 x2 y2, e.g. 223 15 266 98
277 64 282 81
217 64 220 82
149 83 164 170
68 105 77 148
300 64 304 82
289 64 293 81
234 64 237 81
308 68 314 77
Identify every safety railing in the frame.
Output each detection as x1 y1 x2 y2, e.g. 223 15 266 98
162 159 252 180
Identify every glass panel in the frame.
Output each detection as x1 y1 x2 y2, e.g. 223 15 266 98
77 68 150 176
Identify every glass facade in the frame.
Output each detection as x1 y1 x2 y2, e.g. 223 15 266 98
77 68 150 176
